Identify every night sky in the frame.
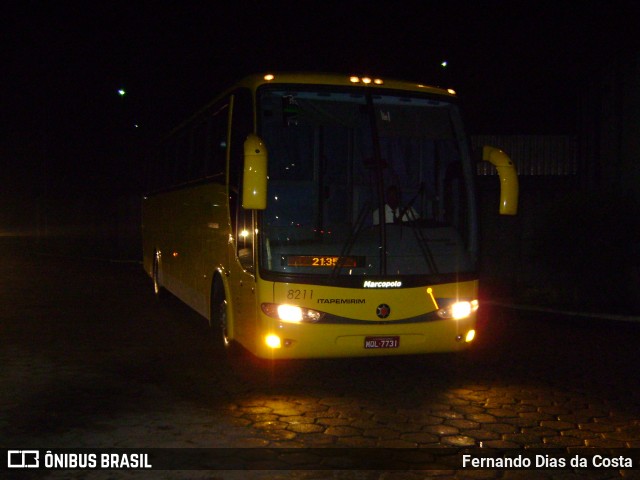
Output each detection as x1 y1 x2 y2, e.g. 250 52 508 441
2 1 639 207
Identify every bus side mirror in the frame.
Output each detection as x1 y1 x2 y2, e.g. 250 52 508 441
242 134 268 210
483 145 519 215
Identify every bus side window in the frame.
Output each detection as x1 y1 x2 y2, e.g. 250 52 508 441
191 120 207 181
229 88 255 271
148 144 168 192
173 133 189 185
207 102 229 179
236 207 254 271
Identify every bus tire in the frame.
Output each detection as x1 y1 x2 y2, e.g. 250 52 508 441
211 278 235 353
152 253 167 299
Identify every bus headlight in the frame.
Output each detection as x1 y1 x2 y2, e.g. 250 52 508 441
261 303 323 323
437 300 478 320
278 305 303 322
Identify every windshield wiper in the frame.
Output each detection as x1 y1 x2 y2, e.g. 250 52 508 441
398 183 439 274
330 200 371 278
403 206 439 274
365 93 388 275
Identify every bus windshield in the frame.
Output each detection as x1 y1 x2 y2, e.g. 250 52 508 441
257 86 477 285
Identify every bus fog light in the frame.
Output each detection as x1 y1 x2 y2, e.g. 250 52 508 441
265 334 282 348
465 329 476 342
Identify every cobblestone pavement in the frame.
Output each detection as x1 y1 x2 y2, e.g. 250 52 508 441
1 240 639 479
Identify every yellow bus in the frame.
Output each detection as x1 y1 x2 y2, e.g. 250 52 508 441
142 72 518 359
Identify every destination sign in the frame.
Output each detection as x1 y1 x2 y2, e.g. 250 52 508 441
285 255 364 268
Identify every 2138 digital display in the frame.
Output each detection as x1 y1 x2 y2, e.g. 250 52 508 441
285 255 363 268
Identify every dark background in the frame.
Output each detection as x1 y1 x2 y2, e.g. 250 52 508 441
2 1 640 311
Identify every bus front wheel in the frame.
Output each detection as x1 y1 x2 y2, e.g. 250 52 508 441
152 253 167 299
212 280 232 350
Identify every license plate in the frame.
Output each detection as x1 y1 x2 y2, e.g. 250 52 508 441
364 336 400 349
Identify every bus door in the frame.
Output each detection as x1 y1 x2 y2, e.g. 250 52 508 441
227 89 258 347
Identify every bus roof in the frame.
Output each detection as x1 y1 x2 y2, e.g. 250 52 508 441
234 72 456 98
